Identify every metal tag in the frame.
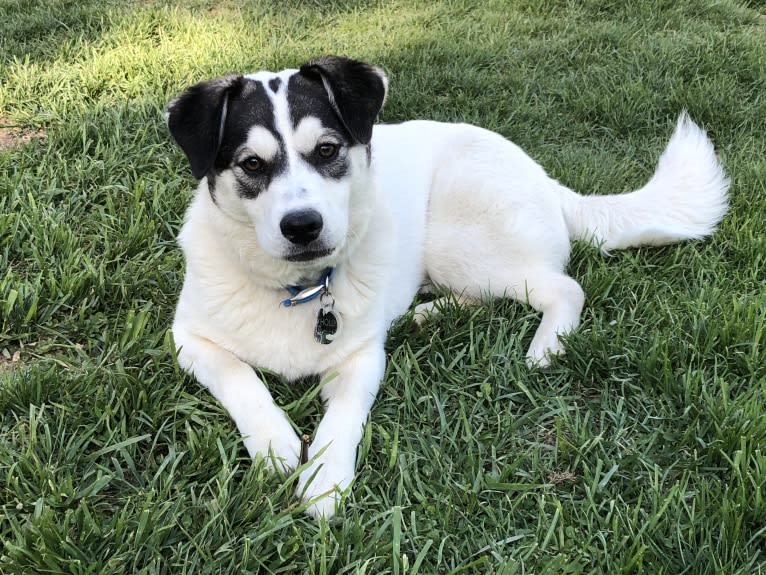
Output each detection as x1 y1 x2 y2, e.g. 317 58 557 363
315 307 340 344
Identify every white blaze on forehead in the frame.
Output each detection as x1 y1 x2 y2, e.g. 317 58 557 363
245 69 297 84
292 117 327 155
241 70 335 160
243 126 280 161
243 69 297 139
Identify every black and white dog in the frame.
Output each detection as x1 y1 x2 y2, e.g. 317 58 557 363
167 56 729 518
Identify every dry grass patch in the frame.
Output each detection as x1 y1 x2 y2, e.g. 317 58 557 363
0 347 21 373
0 116 44 152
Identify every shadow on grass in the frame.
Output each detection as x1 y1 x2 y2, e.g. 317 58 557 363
1 0 401 66
0 0 119 62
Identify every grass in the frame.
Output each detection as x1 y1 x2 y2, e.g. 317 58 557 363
1 0 765 572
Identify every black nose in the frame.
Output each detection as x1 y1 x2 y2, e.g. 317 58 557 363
280 209 323 245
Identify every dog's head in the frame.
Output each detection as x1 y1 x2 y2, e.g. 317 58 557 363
167 56 388 265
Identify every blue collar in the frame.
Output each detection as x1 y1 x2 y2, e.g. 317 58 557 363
281 267 334 307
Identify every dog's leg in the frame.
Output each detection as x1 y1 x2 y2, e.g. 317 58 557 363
173 327 301 471
426 205 582 366
515 268 585 367
428 259 584 366
413 293 478 325
298 342 385 519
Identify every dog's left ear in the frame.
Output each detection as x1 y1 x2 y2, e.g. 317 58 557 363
299 56 388 145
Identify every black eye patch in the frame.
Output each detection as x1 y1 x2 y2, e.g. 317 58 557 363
302 143 349 180
214 79 286 172
207 78 290 198
233 151 289 199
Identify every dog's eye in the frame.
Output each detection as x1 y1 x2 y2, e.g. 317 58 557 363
241 156 264 173
316 143 339 160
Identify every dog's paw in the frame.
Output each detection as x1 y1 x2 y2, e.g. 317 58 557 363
297 445 355 519
526 353 551 369
525 346 561 369
412 301 434 326
241 409 301 473
525 334 565 368
302 485 343 520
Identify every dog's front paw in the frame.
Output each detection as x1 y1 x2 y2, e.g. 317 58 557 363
240 408 301 473
297 443 355 519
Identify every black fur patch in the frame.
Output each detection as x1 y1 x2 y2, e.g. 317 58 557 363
286 73 353 180
167 74 242 180
287 73 351 140
303 145 349 179
214 79 287 198
298 56 386 145
214 80 279 172
268 77 282 93
168 76 288 197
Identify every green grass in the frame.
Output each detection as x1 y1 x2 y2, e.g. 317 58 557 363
1 0 765 572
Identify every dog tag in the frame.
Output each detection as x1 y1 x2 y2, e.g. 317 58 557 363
315 307 340 344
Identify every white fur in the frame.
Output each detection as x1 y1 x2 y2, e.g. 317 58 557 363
243 126 280 161
173 96 729 518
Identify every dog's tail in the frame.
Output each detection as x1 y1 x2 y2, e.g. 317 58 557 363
560 112 729 254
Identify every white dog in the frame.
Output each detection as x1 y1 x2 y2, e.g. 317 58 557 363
166 56 729 518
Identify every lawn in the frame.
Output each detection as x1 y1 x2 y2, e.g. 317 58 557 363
1 0 765 573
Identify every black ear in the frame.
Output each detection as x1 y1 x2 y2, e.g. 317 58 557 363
299 56 388 145
167 75 244 179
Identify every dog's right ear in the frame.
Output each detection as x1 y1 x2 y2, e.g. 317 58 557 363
167 75 244 179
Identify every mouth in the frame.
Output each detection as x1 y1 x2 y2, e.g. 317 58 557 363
285 247 335 262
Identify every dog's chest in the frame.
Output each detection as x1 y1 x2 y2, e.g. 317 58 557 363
180 274 367 380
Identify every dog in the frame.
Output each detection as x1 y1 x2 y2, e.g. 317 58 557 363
166 55 729 518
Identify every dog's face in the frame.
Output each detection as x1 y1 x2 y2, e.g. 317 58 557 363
167 56 387 265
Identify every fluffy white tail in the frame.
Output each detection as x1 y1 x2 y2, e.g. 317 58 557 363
561 112 730 253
